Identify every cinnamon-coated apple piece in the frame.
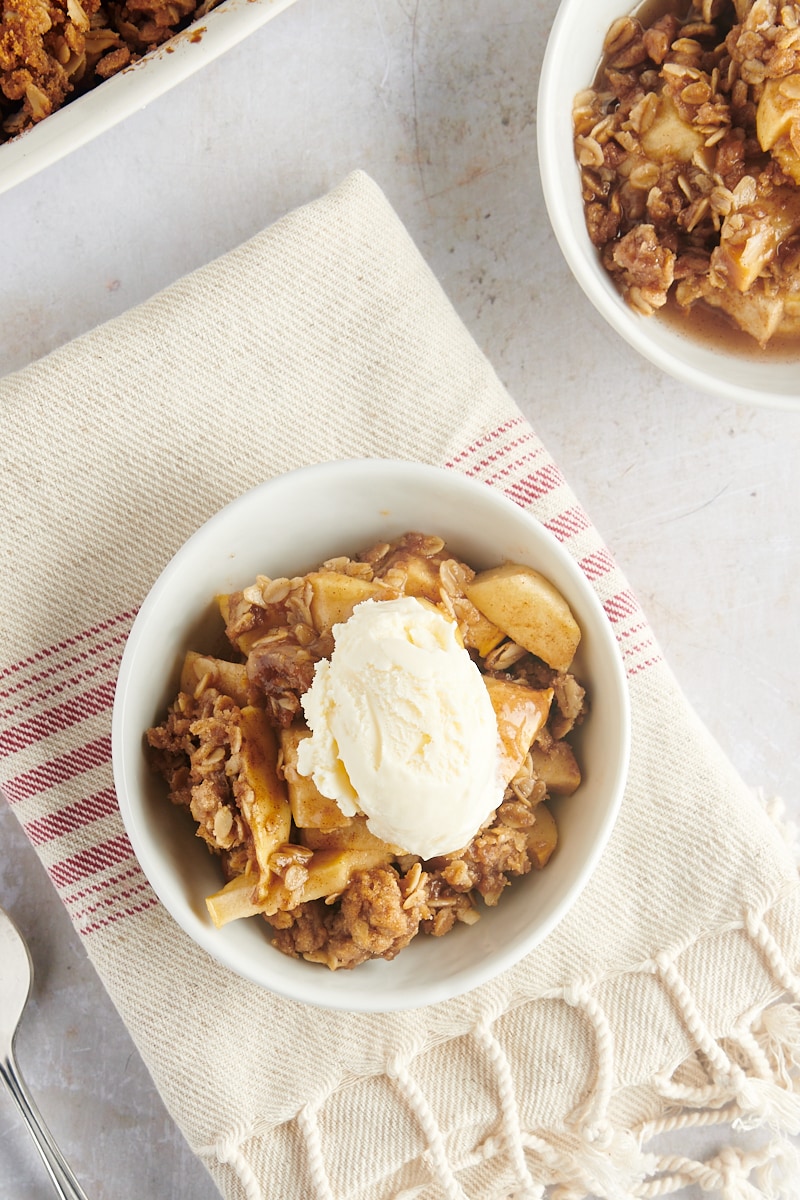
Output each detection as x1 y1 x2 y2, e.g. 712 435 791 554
465 563 581 671
482 676 553 784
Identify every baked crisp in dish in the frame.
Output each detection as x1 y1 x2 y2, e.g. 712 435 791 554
574 0 800 345
146 532 588 971
0 0 216 141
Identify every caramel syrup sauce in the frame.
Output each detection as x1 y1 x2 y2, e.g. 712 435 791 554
593 0 800 359
659 295 800 360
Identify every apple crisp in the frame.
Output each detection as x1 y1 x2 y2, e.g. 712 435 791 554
0 0 216 141
574 0 800 345
146 532 588 971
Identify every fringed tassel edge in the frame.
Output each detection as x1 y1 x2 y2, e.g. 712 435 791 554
198 888 800 1200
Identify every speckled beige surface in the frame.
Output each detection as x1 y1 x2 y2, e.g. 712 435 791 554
0 1 798 1197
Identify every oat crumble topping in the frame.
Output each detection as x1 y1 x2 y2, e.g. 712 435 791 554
146 532 588 971
574 0 800 345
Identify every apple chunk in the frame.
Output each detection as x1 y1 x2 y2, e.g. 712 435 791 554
280 726 351 832
465 563 581 671
307 572 389 634
180 651 251 707
237 706 292 898
640 94 704 163
530 739 581 797
299 814 396 855
482 676 553 784
527 803 558 868
757 76 800 185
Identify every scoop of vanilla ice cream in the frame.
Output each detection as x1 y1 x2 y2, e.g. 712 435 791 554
296 596 503 859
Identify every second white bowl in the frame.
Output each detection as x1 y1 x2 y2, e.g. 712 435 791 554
537 0 800 410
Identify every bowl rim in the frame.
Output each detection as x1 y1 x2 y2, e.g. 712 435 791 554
0 0 298 198
536 0 800 412
112 458 631 1011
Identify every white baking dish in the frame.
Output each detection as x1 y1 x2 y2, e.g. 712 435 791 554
0 0 297 197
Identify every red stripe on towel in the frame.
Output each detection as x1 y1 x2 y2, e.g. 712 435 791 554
444 417 526 467
621 637 656 661
603 590 643 624
458 433 541 479
543 507 592 543
504 464 565 508
628 656 663 677
70 879 153 923
24 788 119 846
0 681 116 757
48 835 135 888
0 611 135 683
578 549 616 582
79 895 160 936
1 736 112 803
0 643 125 710
62 866 145 906
617 620 650 642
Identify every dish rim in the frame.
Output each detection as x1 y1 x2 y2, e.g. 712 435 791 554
0 0 298 198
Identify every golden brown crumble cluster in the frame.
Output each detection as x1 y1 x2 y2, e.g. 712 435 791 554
146 532 588 971
574 0 800 345
0 0 215 141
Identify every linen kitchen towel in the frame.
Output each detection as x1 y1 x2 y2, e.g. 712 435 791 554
1 171 799 1200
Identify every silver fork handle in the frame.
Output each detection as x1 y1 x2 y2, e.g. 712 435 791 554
0 1047 89 1200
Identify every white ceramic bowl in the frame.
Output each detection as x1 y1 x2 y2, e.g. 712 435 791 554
538 0 800 410
0 0 297 197
112 460 630 1011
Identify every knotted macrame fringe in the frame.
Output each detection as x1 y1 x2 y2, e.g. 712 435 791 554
635 1140 800 1199
755 1003 800 1090
199 892 800 1199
